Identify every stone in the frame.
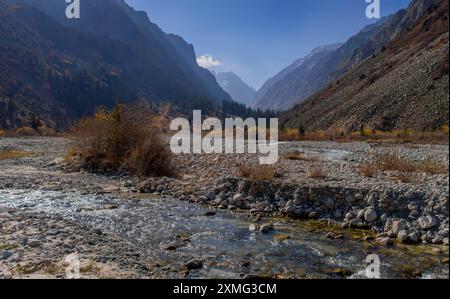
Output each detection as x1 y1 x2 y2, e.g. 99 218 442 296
364 208 378 223
259 223 274 233
1 251 13 260
408 232 419 244
376 237 394 247
357 209 366 219
325 198 334 209
249 224 259 231
355 193 364 201
308 211 319 219
185 259 203 270
233 194 244 202
392 221 406 235
123 181 133 188
397 230 408 243
206 191 216 201
418 215 438 230
197 196 209 203
334 210 342 219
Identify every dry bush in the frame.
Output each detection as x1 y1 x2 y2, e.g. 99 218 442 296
36 126 56 136
70 105 174 177
0 129 5 138
418 158 448 175
375 153 417 173
307 163 327 179
282 150 320 162
14 127 39 137
282 150 303 160
369 153 447 176
359 163 378 178
391 172 414 184
236 163 276 182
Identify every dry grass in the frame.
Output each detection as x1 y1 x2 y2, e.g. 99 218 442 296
375 153 418 173
282 150 320 162
236 163 276 182
359 153 448 179
418 158 448 175
0 150 32 160
391 172 414 184
307 163 327 179
279 125 449 144
14 127 39 137
69 105 174 177
359 163 378 178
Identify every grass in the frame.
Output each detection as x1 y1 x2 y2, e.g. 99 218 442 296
69 104 174 177
236 163 276 182
282 150 320 162
359 163 378 178
279 125 449 144
0 150 33 160
307 163 327 179
359 153 448 181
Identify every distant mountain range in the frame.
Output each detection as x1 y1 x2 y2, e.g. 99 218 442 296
254 0 443 112
215 72 256 106
0 0 231 129
281 0 449 131
253 44 342 110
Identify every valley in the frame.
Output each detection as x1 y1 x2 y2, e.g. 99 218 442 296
0 137 448 279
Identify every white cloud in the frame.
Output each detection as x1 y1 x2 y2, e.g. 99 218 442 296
196 54 221 69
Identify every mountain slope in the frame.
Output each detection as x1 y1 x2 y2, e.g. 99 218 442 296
281 0 449 132
256 0 439 112
215 72 256 106
253 44 341 109
0 0 230 129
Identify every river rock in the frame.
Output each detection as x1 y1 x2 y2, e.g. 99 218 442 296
397 230 408 243
249 224 259 231
259 223 274 233
185 259 203 270
392 221 406 235
418 215 438 230
408 232 420 244
233 194 244 202
364 208 377 223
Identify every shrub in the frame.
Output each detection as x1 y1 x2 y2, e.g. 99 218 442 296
15 127 39 137
282 150 320 162
307 163 327 179
359 163 378 178
375 153 417 173
282 150 303 160
70 105 174 177
419 158 448 175
0 129 5 138
236 163 276 182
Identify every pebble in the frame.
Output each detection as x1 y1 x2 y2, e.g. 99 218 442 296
185 259 203 270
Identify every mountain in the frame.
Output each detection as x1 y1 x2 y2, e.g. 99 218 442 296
0 0 230 129
215 72 256 106
253 44 341 109
281 0 449 132
255 0 440 112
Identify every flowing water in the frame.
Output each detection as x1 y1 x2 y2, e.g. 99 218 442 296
0 188 447 279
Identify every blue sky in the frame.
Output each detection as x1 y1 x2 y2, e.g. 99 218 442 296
126 0 411 89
